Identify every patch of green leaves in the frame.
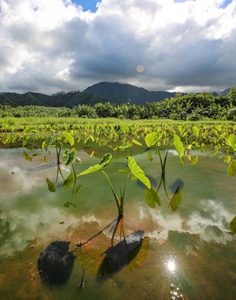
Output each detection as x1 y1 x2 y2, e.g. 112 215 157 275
144 187 161 208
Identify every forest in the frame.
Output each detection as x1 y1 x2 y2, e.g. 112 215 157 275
0 87 236 121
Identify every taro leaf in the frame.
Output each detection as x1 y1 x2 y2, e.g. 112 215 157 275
191 155 198 165
62 149 75 166
23 150 32 161
119 143 132 149
172 134 184 158
62 172 75 190
144 187 161 208
227 134 236 151
132 139 142 146
62 132 74 146
99 153 112 166
42 135 54 151
227 160 236 178
75 156 82 163
46 178 56 192
229 216 236 234
22 151 40 161
127 156 151 189
224 155 231 164
77 153 112 177
77 164 104 176
145 132 159 148
192 125 199 137
64 202 76 208
84 135 94 144
73 183 82 195
169 186 182 212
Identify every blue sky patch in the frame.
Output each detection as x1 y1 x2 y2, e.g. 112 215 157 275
219 0 233 8
71 0 99 12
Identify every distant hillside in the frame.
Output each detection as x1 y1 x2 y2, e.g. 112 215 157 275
0 82 233 107
0 91 108 108
219 88 231 96
84 82 176 105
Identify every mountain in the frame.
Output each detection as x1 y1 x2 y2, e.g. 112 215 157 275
0 82 232 107
0 91 108 107
83 82 176 105
219 88 231 96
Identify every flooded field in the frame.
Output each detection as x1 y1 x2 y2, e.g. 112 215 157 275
0 147 236 299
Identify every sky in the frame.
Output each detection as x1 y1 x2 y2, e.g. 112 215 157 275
0 0 235 94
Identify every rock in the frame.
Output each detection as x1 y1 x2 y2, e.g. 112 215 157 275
37 241 75 285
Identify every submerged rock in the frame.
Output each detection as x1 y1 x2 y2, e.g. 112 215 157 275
37 241 75 285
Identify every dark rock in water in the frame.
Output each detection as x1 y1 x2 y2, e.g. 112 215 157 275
169 178 184 193
37 241 75 285
98 230 144 277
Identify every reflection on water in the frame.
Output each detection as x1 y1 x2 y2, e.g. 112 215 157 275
97 229 145 277
166 258 176 273
0 148 236 299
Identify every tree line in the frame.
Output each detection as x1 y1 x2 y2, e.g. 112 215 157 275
1 88 236 121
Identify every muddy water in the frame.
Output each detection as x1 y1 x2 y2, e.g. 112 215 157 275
0 148 236 299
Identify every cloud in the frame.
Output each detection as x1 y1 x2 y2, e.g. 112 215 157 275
0 0 236 94
139 199 234 247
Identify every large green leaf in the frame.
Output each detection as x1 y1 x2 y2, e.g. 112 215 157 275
77 153 112 177
62 171 75 190
145 132 161 148
127 156 151 189
172 134 184 158
144 187 161 208
169 186 182 212
229 216 236 233
62 131 74 146
227 160 236 178
227 134 236 151
46 178 56 192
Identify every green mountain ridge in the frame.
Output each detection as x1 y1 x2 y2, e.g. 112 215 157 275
0 82 232 107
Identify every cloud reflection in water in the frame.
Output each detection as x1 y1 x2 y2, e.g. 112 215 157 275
139 198 235 246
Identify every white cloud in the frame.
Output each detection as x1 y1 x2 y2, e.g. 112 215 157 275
0 0 236 94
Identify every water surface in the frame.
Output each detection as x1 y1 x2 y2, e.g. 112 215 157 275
0 148 236 299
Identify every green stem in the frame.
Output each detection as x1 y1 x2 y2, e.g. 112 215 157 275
101 170 122 216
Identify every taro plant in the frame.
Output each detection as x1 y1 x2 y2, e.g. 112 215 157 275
77 153 151 218
142 132 184 212
76 153 151 243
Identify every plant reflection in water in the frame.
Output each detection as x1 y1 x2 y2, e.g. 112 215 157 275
37 215 148 287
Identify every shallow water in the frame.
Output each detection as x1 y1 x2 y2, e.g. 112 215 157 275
0 148 236 299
